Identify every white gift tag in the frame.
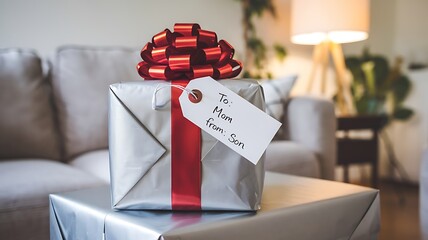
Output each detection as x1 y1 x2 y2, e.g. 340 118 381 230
179 77 282 165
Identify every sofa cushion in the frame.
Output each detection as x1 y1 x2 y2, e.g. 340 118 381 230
260 75 297 122
265 141 320 178
0 202 50 240
0 160 105 211
52 46 140 160
0 159 105 240
261 75 297 140
0 49 60 160
70 149 110 183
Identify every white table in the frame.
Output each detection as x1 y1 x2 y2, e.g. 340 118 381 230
50 172 380 240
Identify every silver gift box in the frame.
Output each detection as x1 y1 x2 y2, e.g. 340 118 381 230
108 79 265 210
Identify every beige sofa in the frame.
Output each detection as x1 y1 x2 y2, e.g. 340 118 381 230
0 47 336 240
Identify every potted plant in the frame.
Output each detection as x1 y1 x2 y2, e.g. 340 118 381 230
345 48 413 121
238 0 287 79
345 48 414 196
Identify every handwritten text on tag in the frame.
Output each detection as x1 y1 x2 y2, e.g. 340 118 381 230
179 77 281 165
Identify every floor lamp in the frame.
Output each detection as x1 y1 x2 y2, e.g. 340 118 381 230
290 0 370 115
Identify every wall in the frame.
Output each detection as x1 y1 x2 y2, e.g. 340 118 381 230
386 0 428 183
0 0 243 59
342 0 396 58
394 0 428 65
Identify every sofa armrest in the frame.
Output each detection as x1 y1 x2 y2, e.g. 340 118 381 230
421 149 428 238
284 96 337 180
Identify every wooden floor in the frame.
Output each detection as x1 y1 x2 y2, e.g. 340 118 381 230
358 180 421 239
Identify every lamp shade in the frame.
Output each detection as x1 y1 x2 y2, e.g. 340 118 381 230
291 0 370 45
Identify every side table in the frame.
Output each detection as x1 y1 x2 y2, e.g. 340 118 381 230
337 115 386 187
50 172 380 240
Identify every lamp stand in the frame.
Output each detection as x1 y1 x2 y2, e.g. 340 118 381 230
307 40 354 115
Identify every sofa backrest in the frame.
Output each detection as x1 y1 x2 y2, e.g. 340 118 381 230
0 49 61 160
51 46 140 160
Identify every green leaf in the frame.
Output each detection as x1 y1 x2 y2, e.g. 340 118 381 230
253 73 262 79
370 56 390 89
393 107 414 120
247 37 266 52
247 20 255 32
361 61 376 96
243 71 252 78
392 75 411 105
273 44 287 61
247 37 267 69
362 47 371 61
345 57 365 85
243 71 263 79
354 95 370 114
332 94 338 102
247 0 276 17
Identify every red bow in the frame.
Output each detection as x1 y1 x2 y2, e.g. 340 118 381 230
137 23 242 80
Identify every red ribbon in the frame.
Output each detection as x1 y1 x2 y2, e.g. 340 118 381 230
136 23 242 80
171 81 201 210
137 23 242 210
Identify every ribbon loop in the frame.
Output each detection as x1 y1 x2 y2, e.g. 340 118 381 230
174 36 198 49
169 54 191 71
151 46 169 64
188 65 214 79
198 29 217 48
152 29 173 47
174 23 201 36
137 23 242 80
203 47 221 63
218 40 235 65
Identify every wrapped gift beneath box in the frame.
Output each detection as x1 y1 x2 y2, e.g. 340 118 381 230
49 173 380 240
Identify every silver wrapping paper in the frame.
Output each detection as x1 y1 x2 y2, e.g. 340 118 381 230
49 172 380 240
108 79 265 210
